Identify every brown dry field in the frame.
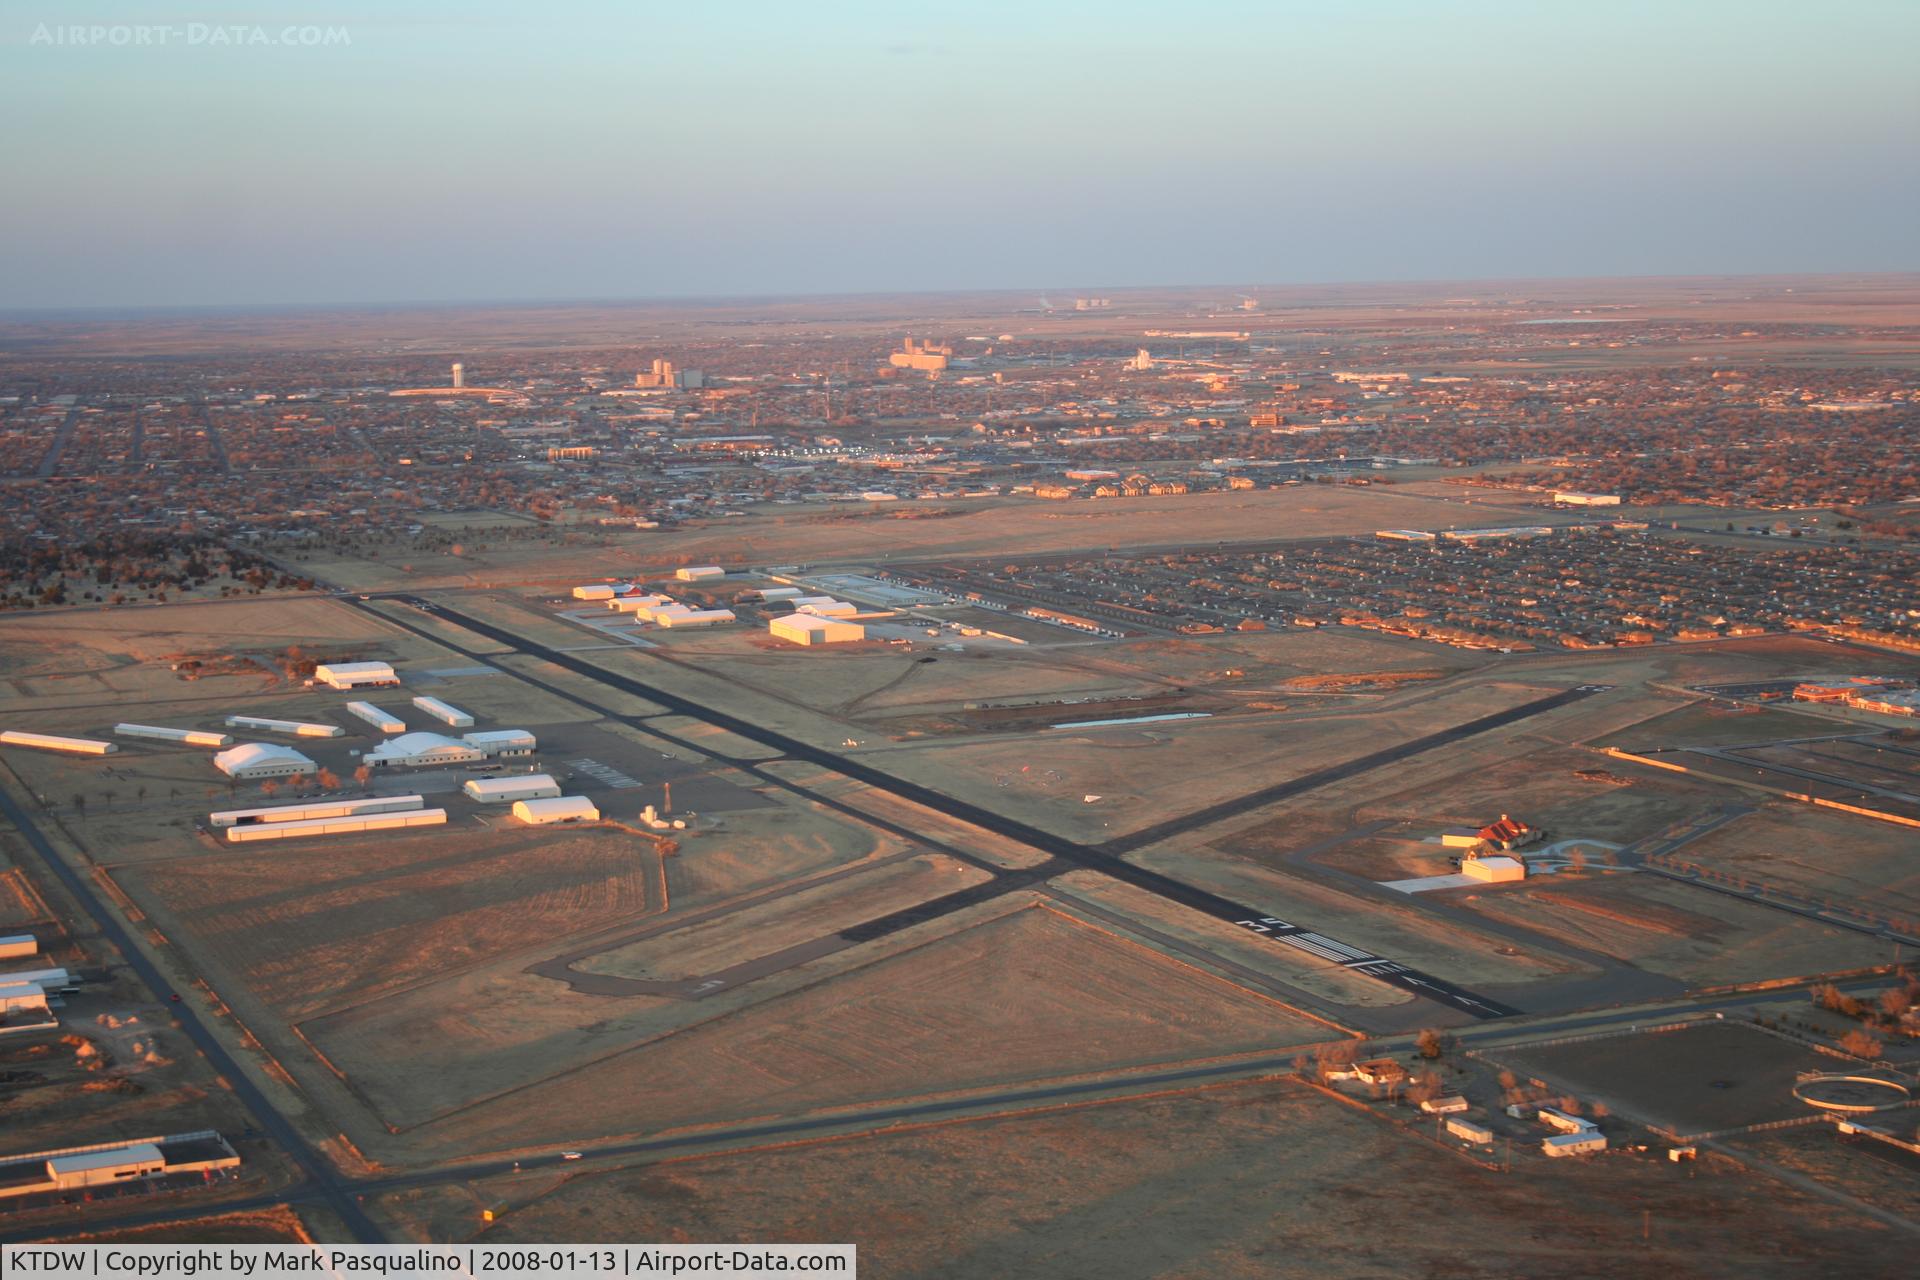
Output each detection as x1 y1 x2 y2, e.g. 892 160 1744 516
1664 803 1920 919
1501 1022 1839 1135
1596 701 1858 749
296 485 1578 591
444 1075 1906 1278
576 853 989 981
874 678 1567 844
63 1207 314 1244
121 826 666 1023
1454 870 1893 986
319 901 1333 1153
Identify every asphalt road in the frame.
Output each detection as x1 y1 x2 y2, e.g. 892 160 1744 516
397 597 1608 1017
0 786 385 1242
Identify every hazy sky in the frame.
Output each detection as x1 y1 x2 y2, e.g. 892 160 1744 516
2 0 1916 308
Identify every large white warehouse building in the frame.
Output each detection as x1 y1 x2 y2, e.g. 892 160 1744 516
770 615 865 645
214 743 316 780
512 795 600 825
0 731 117 756
225 808 447 842
114 723 231 748
313 661 399 690
464 729 536 757
464 774 561 804
345 702 406 733
365 732 485 770
411 696 474 728
225 715 342 739
210 795 424 828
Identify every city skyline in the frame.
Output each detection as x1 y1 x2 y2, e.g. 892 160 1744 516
2 0 1917 309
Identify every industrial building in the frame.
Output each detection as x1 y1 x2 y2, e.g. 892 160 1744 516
210 795 424 828
1376 529 1438 542
224 714 342 739
113 723 231 748
412 696 474 728
1553 491 1622 507
512 795 599 825
313 661 399 690
675 565 725 581
889 336 951 372
464 729 537 757
365 731 485 769
0 979 54 1034
572 583 626 601
0 935 34 962
225 808 447 842
770 615 865 645
0 730 116 756
464 774 560 804
214 743 317 780
0 1132 240 1201
345 701 407 733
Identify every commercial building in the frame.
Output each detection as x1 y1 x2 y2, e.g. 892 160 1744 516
463 729 536 757
0 730 116 756
464 774 561 804
365 731 485 769
345 701 407 733
512 795 600 825
0 1132 241 1200
225 808 447 842
1376 529 1438 542
224 715 342 739
1553 492 1622 507
412 696 474 728
770 615 865 645
675 565 725 582
210 795 424 828
313 661 399 690
634 358 703 390
114 723 231 748
214 743 317 781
